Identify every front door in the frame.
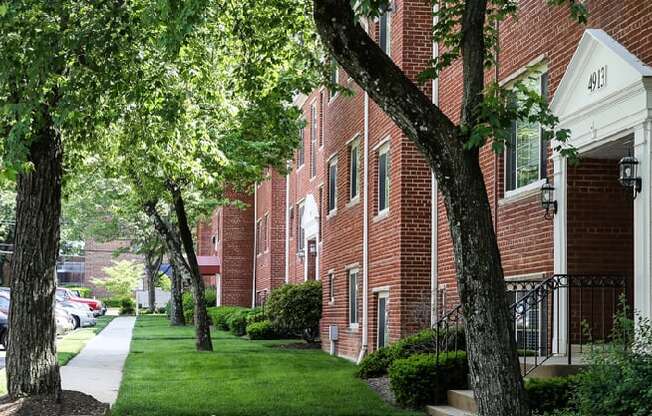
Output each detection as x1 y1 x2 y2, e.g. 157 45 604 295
377 293 390 348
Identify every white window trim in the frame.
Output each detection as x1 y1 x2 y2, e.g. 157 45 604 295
348 268 359 327
328 272 335 305
329 66 340 103
349 138 361 201
328 156 338 216
502 178 546 204
377 142 390 217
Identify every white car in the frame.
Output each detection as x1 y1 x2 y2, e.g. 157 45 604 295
57 296 96 329
55 306 75 335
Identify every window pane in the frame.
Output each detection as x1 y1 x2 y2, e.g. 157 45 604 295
349 272 357 324
311 105 317 177
350 145 358 199
379 152 387 211
379 13 389 54
509 75 543 190
328 162 337 212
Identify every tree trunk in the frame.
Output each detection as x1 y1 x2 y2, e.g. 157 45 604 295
144 252 162 313
312 2 528 415
168 255 186 326
7 111 62 400
168 184 213 352
144 200 211 350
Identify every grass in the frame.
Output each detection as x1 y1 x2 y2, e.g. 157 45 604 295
0 314 115 395
112 315 421 416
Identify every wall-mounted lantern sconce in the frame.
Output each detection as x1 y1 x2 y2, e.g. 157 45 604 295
618 155 642 199
297 249 305 259
540 179 557 220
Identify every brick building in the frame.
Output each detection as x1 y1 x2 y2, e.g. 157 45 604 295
83 239 143 298
199 0 652 365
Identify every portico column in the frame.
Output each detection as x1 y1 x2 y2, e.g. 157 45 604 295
552 154 568 354
634 121 652 321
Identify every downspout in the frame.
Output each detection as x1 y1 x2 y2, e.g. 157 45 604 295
493 19 500 233
285 166 290 284
251 184 258 308
357 90 370 363
430 5 440 326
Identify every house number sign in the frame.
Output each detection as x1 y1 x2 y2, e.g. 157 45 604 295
588 65 607 93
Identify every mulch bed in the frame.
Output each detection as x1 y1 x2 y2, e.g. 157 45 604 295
270 342 322 350
0 390 109 416
366 376 397 406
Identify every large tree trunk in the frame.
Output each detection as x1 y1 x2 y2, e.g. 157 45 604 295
168 255 186 326
7 112 62 400
312 2 528 415
144 200 211 350
144 252 162 313
168 184 212 352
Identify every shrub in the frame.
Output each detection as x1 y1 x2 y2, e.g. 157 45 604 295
227 309 250 336
119 297 135 315
207 306 246 330
246 307 266 325
525 376 577 414
102 297 122 308
357 326 465 378
182 288 218 324
246 320 276 340
389 351 468 408
266 280 322 342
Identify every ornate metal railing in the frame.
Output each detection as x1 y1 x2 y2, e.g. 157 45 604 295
432 274 629 376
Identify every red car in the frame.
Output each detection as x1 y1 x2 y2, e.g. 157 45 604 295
56 288 103 316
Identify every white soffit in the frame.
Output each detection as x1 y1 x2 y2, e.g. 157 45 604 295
551 29 652 152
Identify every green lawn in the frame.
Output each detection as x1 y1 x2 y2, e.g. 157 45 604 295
0 315 115 395
112 315 421 416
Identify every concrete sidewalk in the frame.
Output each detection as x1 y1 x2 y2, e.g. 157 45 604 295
61 316 136 405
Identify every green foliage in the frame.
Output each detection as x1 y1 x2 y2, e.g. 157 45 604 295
227 309 250 337
525 376 578 415
102 297 123 308
246 307 267 325
246 320 277 340
207 306 246 331
182 288 218 324
266 280 322 342
388 352 468 408
120 297 136 315
156 274 171 292
92 260 143 299
357 326 465 378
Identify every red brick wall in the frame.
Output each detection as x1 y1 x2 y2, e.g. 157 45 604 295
84 239 143 298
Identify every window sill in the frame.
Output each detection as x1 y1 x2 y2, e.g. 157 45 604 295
500 178 546 206
346 196 360 208
296 165 305 173
327 209 338 219
348 323 359 331
373 209 390 223
328 94 338 105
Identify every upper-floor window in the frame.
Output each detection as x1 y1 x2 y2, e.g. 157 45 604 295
378 142 390 214
297 201 305 253
256 219 262 254
328 157 338 214
297 127 305 168
288 206 294 238
348 269 358 325
318 185 323 242
264 213 269 252
330 64 339 100
349 138 360 201
215 212 221 244
379 10 391 56
310 104 318 178
505 72 549 193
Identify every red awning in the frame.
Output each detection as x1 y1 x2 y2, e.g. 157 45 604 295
197 256 220 275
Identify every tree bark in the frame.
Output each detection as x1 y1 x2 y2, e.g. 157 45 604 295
144 252 163 313
168 255 186 326
144 199 211 350
312 2 528 415
168 183 213 352
7 109 62 400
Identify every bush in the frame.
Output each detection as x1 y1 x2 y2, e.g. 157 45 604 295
246 320 276 340
389 351 468 409
227 309 250 336
182 288 218 324
102 297 122 308
525 376 577 414
266 280 322 342
207 306 246 330
246 307 266 325
357 326 465 378
119 297 135 315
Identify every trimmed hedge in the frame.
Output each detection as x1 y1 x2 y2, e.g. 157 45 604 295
357 326 465 378
227 309 250 336
246 320 276 340
525 376 577 414
266 280 322 342
119 297 136 315
388 351 468 409
207 306 246 330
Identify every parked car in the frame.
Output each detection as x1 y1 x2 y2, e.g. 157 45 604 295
55 306 75 335
0 310 7 350
57 296 96 329
56 288 103 316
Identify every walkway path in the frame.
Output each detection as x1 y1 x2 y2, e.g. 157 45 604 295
61 316 135 405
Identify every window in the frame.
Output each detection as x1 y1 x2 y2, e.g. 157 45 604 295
318 185 323 242
297 201 305 253
328 158 338 214
379 10 391 55
310 104 317 178
349 139 360 200
256 219 262 254
329 273 335 303
215 212 221 244
319 92 325 147
288 206 294 238
349 269 358 325
378 143 390 214
330 64 339 99
264 213 269 252
505 72 549 192
297 128 305 168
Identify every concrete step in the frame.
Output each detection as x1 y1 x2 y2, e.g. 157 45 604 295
427 405 475 416
447 390 477 413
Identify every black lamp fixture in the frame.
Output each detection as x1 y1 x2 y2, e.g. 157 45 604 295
540 179 557 220
618 154 642 199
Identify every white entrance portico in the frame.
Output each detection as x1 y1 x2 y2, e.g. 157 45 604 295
551 28 652 348
300 193 320 281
